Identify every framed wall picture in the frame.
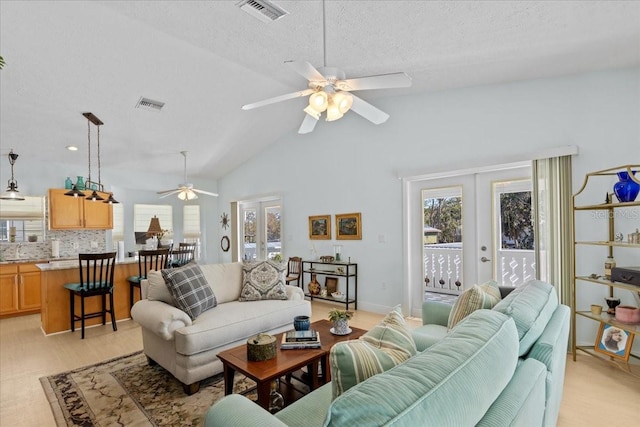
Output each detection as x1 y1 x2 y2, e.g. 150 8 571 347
309 215 331 240
336 212 362 240
594 323 634 361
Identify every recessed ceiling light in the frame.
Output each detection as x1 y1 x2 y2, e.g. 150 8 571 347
66 145 78 151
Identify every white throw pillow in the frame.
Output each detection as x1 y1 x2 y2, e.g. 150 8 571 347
146 270 176 306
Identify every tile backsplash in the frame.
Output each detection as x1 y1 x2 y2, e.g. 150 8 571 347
0 230 107 261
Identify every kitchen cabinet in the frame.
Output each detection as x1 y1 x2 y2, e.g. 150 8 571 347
0 263 41 317
48 188 113 229
571 164 640 378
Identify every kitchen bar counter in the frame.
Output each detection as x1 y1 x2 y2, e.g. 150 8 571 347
37 258 139 334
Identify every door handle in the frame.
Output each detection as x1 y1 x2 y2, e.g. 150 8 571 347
480 256 491 263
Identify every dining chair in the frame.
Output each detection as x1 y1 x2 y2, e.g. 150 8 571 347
285 256 303 287
127 248 170 309
63 252 117 339
169 247 195 268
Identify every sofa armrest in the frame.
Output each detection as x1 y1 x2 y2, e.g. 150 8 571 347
285 284 305 301
421 301 452 326
205 394 287 427
130 299 192 341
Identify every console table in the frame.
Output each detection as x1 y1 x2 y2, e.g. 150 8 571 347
302 260 357 310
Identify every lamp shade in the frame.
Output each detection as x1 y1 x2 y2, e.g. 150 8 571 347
325 102 344 122
64 185 86 198
333 92 353 114
86 190 105 202
178 190 198 201
308 91 328 113
146 215 163 237
0 182 25 201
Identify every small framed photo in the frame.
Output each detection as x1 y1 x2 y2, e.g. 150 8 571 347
325 277 338 294
309 215 331 240
336 212 362 240
594 323 634 361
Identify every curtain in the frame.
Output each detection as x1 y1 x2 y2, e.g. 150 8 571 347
532 155 573 305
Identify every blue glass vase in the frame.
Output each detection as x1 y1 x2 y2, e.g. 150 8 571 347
64 177 72 189
613 171 639 203
76 176 85 190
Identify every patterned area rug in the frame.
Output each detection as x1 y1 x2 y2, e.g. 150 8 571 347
40 351 256 427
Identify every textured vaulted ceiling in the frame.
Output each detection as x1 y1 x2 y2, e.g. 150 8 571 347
1 1 639 179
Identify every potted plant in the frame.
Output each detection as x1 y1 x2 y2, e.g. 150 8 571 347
328 309 353 335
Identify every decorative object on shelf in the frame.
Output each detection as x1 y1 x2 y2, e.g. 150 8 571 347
604 255 616 279
320 255 334 263
293 315 310 331
594 323 634 362
614 232 624 242
336 267 345 274
1 149 26 201
320 289 327 297
604 297 621 315
268 380 284 414
308 215 331 240
247 333 276 361
328 309 353 335
9 226 16 242
615 305 640 324
590 304 603 316
64 177 73 189
220 236 230 252
613 170 639 202
331 291 345 300
336 212 362 240
220 212 229 229
333 244 343 261
611 265 640 286
307 273 321 295
325 277 338 294
65 113 119 203
629 228 640 244
28 234 37 242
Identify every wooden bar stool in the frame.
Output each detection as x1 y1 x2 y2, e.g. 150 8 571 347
169 247 195 268
127 248 170 309
63 252 117 339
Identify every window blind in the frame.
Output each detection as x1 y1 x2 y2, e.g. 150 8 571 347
183 205 201 238
0 196 45 219
134 204 173 238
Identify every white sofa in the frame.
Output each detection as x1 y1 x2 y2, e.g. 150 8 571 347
130 261 311 394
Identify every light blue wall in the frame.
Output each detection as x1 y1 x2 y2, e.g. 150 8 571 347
218 67 640 343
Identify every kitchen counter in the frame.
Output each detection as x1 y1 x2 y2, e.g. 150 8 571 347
0 257 75 265
39 257 139 334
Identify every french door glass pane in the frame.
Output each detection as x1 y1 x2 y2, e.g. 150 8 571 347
243 208 257 260
422 186 463 292
265 206 281 260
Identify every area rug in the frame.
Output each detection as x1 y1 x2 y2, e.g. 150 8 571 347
40 351 256 427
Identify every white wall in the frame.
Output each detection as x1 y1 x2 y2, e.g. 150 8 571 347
219 67 640 345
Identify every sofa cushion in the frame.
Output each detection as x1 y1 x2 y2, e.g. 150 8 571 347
239 261 287 301
330 305 416 398
492 279 558 356
199 262 243 304
162 263 217 320
146 269 176 306
324 309 519 426
447 280 501 329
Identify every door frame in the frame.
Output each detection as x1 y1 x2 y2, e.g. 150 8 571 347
402 161 530 318
235 194 283 262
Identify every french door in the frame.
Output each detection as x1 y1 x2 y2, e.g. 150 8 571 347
407 165 533 316
240 199 282 261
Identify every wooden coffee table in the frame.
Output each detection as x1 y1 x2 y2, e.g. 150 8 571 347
217 319 366 410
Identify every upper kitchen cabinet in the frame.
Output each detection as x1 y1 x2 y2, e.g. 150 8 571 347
48 189 113 230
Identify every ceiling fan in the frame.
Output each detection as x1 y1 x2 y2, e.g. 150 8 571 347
241 1 412 134
157 151 218 200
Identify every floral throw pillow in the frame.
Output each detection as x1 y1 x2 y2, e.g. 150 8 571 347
239 260 287 301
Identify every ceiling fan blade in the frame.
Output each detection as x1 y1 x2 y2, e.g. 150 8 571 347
335 72 412 92
285 61 326 83
157 189 180 195
298 114 318 134
349 94 390 124
192 188 219 197
241 88 315 110
158 190 180 198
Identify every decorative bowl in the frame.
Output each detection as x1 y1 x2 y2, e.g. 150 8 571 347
331 292 345 300
615 305 640 323
320 255 335 263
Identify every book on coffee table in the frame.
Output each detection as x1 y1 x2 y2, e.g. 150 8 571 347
281 333 321 349
285 329 318 342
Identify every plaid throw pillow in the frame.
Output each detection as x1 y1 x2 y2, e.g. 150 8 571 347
162 263 217 320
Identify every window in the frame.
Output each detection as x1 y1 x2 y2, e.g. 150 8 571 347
110 203 124 250
133 204 173 240
0 196 46 242
183 205 201 259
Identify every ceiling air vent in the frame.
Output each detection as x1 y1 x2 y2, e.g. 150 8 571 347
236 0 289 23
135 97 165 112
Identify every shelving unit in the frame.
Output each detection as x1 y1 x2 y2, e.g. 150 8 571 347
302 260 357 310
571 164 640 378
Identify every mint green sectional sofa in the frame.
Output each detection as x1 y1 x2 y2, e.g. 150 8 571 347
205 280 569 426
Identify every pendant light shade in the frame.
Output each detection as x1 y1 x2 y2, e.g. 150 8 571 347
63 185 86 198
86 190 105 201
104 193 119 204
1 149 26 201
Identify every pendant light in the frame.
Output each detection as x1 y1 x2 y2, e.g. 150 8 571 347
0 149 26 201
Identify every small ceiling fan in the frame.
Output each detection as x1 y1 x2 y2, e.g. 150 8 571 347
157 151 218 200
241 1 412 134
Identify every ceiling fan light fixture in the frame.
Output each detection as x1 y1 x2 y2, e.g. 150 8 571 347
308 91 328 113
333 92 353 114
303 105 321 120
178 190 198 201
325 103 344 122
